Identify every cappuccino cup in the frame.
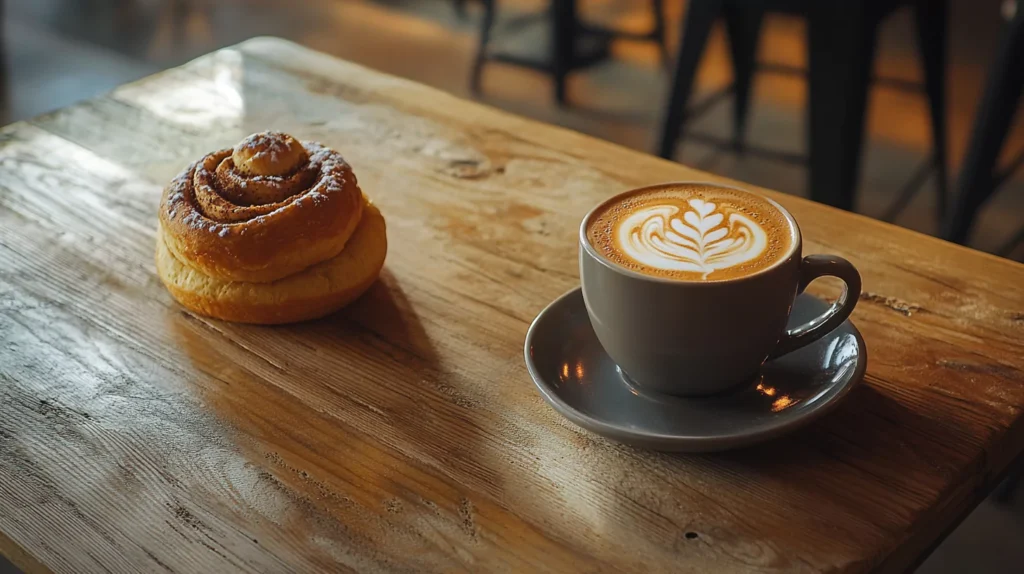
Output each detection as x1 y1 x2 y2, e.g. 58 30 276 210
579 182 861 396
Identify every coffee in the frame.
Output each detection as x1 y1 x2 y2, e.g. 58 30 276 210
585 184 794 281
580 182 860 395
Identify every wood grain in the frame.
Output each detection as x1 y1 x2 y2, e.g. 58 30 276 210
1 37 1023 573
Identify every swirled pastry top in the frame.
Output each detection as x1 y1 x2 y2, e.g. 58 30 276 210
159 132 365 283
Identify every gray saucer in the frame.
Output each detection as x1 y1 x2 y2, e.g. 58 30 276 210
524 288 867 452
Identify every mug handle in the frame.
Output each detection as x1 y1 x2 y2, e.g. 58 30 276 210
768 254 862 360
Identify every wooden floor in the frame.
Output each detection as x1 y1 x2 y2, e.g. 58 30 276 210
0 1 1022 572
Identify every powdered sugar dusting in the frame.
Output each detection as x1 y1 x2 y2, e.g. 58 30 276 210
307 190 327 206
166 135 359 237
238 131 291 154
234 131 305 173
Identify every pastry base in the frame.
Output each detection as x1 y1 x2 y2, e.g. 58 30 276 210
156 203 387 324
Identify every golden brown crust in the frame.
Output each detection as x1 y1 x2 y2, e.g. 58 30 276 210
156 203 387 324
159 137 364 283
231 131 308 177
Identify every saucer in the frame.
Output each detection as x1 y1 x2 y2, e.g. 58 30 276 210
524 288 867 452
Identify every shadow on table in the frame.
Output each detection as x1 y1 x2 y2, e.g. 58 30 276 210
714 382 970 471
0 555 20 574
167 267 501 566
686 382 978 543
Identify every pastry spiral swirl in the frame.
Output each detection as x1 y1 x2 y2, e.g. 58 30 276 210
159 131 365 283
155 132 387 324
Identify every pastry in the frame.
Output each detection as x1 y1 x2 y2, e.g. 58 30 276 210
155 131 387 324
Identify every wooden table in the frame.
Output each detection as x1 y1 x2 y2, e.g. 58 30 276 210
1 38 1023 573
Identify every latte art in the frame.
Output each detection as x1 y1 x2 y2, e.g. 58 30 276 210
585 184 794 281
619 199 767 278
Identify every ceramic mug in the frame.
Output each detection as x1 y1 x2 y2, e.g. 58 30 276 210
579 183 862 396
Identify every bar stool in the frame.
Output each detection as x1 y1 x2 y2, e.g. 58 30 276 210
656 0 949 216
942 0 1023 254
471 0 668 105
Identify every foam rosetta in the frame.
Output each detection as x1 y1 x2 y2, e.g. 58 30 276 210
618 199 767 279
586 184 793 281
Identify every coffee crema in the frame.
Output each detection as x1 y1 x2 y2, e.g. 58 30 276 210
586 184 794 281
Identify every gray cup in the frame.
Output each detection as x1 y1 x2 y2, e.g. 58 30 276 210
579 183 861 396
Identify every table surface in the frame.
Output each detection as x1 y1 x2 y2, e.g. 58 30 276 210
1 37 1023 574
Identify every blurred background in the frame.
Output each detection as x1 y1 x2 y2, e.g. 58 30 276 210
1 0 1022 261
0 0 1021 572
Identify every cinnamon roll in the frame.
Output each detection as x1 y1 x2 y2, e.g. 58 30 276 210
155 131 387 324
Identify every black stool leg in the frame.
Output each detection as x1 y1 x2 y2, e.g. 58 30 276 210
470 0 496 95
943 6 1024 243
652 0 670 67
454 0 467 19
723 0 764 154
169 0 189 48
914 0 949 221
656 0 725 159
552 0 576 105
0 0 6 125
806 2 877 210
995 475 1020 505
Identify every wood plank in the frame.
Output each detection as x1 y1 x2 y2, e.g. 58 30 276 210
1 37 1023 573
